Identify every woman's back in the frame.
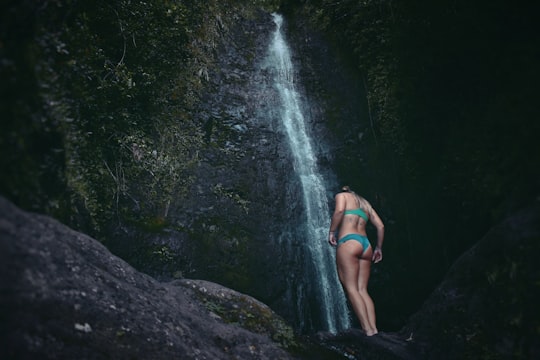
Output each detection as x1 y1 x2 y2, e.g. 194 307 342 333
338 192 370 237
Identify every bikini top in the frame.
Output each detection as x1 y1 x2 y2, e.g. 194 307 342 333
344 208 369 222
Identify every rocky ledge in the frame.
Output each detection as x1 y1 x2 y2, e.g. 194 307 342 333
0 196 297 359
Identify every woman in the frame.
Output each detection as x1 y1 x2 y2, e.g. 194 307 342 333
328 186 384 336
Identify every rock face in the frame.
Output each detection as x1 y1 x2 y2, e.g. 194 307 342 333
104 8 297 312
399 203 540 359
107 8 364 332
0 197 296 359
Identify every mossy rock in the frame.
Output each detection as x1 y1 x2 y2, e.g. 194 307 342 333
177 279 299 351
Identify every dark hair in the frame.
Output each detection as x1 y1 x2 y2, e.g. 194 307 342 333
342 185 352 192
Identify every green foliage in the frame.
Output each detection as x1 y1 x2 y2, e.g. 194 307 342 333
212 183 250 214
0 0 206 235
38 0 279 236
305 0 402 151
150 244 175 263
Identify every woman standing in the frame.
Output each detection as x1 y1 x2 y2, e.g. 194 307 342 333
328 186 385 336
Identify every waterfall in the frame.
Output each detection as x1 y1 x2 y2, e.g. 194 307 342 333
267 13 351 333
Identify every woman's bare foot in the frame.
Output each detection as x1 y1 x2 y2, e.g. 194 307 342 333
366 329 378 336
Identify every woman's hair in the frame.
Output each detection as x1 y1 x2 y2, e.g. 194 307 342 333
341 185 371 215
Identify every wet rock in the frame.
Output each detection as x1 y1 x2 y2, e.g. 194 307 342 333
312 330 419 360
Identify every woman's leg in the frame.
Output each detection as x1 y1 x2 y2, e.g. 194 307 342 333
358 253 378 335
336 243 371 332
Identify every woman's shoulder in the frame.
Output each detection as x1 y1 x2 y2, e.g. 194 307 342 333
334 192 349 205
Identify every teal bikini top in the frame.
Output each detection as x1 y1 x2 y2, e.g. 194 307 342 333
344 208 369 222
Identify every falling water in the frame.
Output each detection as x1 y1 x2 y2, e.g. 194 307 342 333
267 13 350 333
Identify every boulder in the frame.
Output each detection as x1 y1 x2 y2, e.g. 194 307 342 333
0 197 296 359
399 203 540 359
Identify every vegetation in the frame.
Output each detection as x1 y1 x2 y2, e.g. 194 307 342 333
0 0 278 238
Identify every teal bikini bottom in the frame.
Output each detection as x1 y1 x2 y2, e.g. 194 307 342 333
337 234 371 253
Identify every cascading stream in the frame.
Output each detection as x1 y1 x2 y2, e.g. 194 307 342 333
267 13 350 333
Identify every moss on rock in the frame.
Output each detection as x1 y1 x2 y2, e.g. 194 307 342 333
180 279 300 351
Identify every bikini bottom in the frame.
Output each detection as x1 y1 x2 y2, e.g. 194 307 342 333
337 233 371 254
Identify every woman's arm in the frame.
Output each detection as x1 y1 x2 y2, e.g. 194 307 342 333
369 207 385 263
328 193 346 245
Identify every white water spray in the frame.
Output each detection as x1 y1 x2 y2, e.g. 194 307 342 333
267 13 350 333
